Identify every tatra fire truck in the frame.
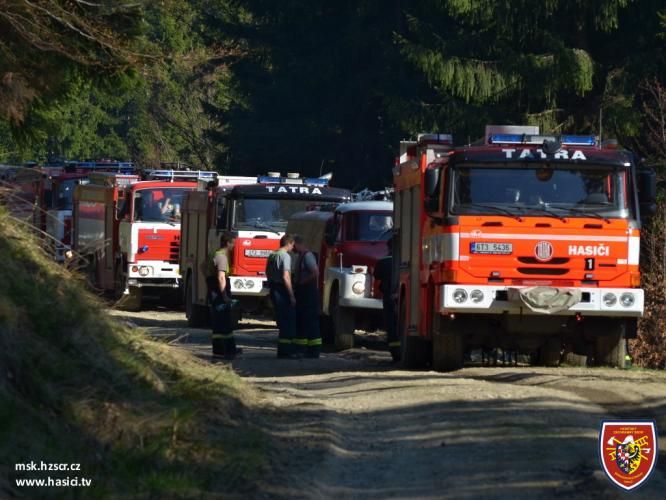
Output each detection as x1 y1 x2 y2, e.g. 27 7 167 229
394 126 656 371
181 173 351 326
73 170 216 310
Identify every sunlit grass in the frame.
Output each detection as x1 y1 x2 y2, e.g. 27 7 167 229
0 207 267 496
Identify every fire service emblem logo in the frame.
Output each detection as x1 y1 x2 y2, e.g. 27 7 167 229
599 421 658 491
534 241 553 262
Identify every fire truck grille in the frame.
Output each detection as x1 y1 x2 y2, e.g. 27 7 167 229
517 267 569 275
517 257 570 265
169 241 179 264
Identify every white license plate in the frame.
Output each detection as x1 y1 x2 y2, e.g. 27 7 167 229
470 242 513 255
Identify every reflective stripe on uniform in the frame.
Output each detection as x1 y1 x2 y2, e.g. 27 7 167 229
212 333 234 340
388 341 401 347
278 338 293 344
293 338 308 346
308 338 322 346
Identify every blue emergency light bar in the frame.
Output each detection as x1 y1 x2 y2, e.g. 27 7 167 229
144 170 218 181
257 175 329 186
489 134 597 146
74 161 135 173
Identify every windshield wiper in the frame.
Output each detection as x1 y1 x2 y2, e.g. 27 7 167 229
248 221 283 235
546 204 611 223
505 204 567 222
456 203 522 221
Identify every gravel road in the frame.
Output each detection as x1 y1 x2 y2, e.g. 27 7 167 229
110 308 666 499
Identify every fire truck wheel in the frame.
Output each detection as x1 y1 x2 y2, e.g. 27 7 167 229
538 338 562 367
594 324 626 368
399 295 429 369
432 323 465 372
185 276 209 328
330 291 355 350
117 287 142 312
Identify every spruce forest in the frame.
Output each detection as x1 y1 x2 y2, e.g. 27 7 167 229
1 1 664 185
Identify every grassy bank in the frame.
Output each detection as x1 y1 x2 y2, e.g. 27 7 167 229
0 208 267 497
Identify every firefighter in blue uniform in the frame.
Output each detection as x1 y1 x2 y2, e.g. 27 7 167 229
293 235 322 358
208 234 239 359
266 234 298 358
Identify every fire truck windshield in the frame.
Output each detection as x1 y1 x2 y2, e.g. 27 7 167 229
54 179 88 210
344 212 394 241
233 197 325 232
134 188 188 223
451 165 628 218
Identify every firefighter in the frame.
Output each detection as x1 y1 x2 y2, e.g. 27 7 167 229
266 234 298 358
207 234 239 359
293 235 321 358
373 237 400 362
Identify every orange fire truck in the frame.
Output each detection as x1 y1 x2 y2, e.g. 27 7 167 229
181 173 351 326
394 127 657 371
73 169 216 310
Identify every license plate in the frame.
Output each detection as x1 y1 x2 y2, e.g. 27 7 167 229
470 242 513 255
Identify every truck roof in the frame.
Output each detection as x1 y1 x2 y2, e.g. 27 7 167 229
227 183 352 200
335 201 393 213
453 144 633 167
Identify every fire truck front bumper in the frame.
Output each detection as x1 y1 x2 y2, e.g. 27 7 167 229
230 277 269 297
440 285 644 317
339 297 383 309
127 261 181 289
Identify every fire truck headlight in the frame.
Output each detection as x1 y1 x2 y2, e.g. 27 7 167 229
620 293 635 308
138 266 150 277
603 293 617 307
352 281 365 295
453 289 468 304
470 289 484 303
245 280 255 289
234 279 245 289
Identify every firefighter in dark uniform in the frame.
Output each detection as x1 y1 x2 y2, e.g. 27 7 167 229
374 237 400 362
293 235 321 358
266 234 298 358
207 234 239 359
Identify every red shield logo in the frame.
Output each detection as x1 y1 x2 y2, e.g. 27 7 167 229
599 421 658 491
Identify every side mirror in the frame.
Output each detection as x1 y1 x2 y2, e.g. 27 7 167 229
637 168 657 219
424 168 441 214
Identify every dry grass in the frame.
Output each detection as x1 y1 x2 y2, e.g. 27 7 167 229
0 207 267 497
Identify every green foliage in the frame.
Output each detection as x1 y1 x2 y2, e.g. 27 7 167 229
1 0 665 184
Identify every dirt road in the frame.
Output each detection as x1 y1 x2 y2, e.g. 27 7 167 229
111 308 666 499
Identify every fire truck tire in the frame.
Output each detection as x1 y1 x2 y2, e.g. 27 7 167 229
399 295 429 368
331 292 355 350
432 326 465 372
185 277 209 328
594 324 626 368
118 287 142 312
538 338 561 367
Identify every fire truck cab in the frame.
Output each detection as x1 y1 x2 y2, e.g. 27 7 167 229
394 127 657 371
287 201 393 349
180 173 351 326
74 169 215 310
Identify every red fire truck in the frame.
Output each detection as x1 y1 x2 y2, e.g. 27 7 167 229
287 201 393 349
35 162 135 261
394 127 656 371
181 173 352 326
73 169 216 309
